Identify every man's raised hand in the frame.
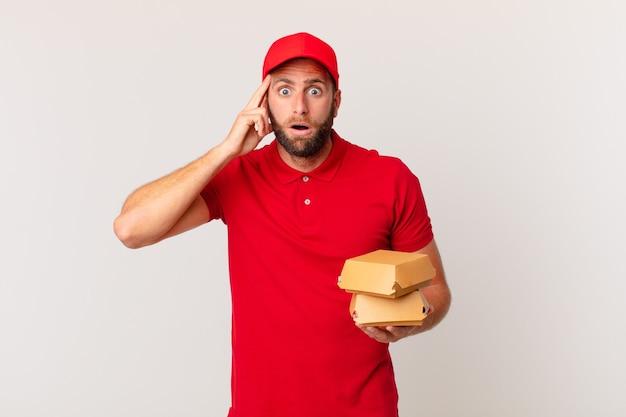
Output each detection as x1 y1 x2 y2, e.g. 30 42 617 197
222 75 273 157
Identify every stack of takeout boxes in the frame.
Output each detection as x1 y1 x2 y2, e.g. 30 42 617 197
338 250 436 326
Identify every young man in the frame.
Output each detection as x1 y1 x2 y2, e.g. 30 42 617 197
114 32 451 417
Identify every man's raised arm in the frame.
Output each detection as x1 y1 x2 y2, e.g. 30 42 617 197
113 76 273 248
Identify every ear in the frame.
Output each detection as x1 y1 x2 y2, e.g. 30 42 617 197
333 89 342 117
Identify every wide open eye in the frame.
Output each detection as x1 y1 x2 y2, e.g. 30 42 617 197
309 88 321 96
279 88 291 96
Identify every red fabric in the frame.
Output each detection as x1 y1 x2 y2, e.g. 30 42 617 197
262 32 340 88
202 131 433 417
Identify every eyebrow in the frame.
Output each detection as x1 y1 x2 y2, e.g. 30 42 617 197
274 77 326 86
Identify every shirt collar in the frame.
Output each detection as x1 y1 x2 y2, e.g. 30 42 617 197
269 130 347 184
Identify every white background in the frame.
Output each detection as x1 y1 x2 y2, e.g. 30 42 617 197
1 1 625 416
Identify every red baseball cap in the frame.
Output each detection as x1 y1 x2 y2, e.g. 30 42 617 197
262 32 339 88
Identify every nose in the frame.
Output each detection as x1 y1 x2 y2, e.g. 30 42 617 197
292 91 308 115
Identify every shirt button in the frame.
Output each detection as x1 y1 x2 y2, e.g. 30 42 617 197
302 176 309 182
304 198 311 205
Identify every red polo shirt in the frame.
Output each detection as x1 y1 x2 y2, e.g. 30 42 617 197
201 131 433 417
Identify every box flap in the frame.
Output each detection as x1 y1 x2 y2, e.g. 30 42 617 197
338 249 435 298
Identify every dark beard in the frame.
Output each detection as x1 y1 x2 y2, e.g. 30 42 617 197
269 105 335 158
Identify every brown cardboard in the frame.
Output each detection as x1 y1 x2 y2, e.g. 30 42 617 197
350 290 430 327
338 249 435 298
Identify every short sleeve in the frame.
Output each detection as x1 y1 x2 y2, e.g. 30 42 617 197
389 162 433 251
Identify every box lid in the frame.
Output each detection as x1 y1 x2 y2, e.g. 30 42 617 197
338 249 435 298
350 290 430 327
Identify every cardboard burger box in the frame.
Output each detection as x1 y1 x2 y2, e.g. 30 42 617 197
338 250 436 326
338 249 435 298
349 290 430 326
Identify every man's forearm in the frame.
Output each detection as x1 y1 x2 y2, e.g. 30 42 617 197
409 282 451 336
113 144 235 248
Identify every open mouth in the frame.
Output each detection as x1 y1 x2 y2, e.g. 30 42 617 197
291 124 309 130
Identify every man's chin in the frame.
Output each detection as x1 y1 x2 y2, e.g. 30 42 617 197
288 135 316 147
276 134 325 158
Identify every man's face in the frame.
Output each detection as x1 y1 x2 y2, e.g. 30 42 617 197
267 58 341 158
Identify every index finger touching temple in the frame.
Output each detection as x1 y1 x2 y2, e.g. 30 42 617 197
245 75 271 110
